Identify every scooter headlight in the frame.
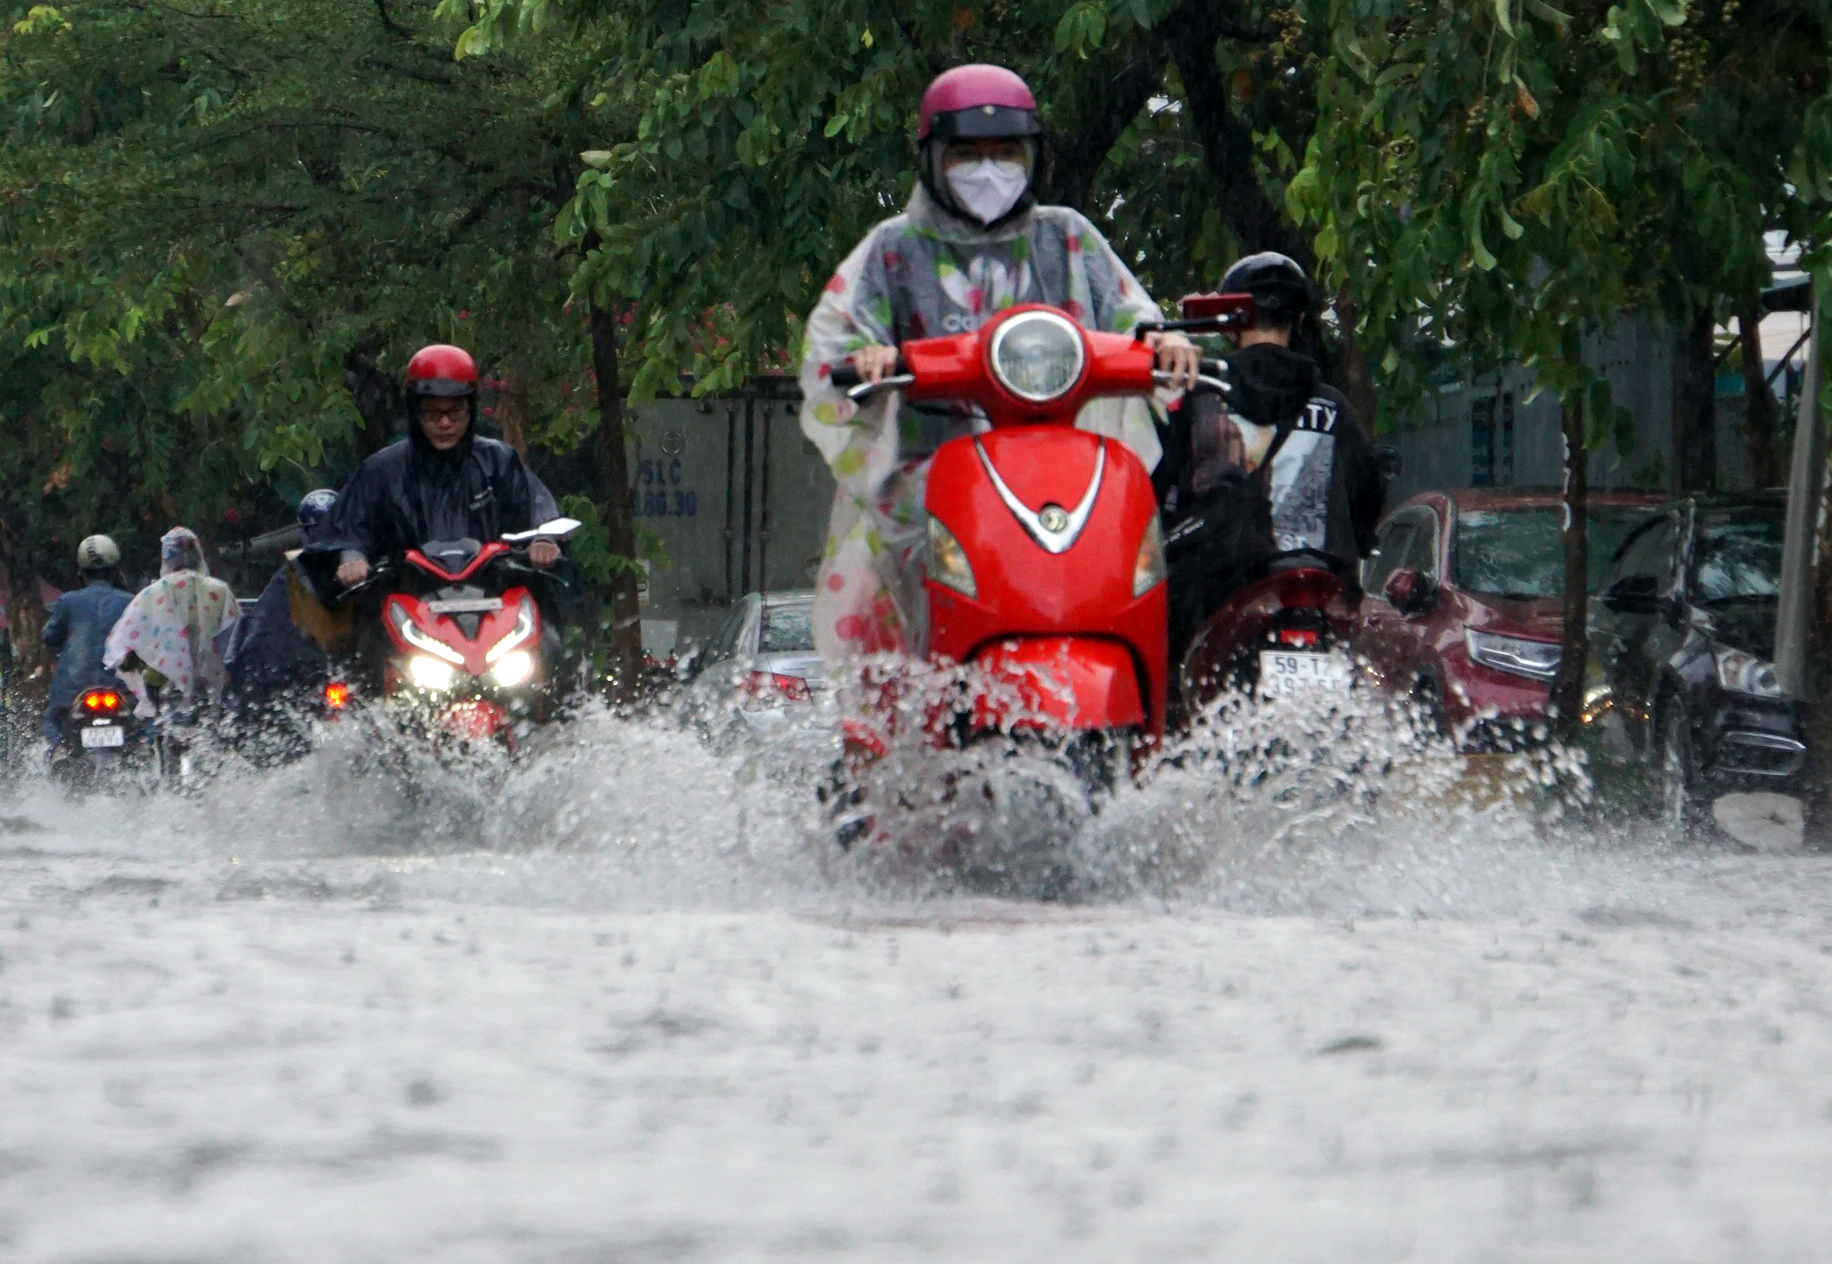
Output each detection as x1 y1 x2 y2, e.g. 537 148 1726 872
486 597 537 664
408 655 458 692
926 515 977 598
490 650 535 688
988 310 1085 403
389 600 464 664
1133 515 1166 597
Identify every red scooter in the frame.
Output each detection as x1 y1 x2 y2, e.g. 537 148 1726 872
1177 549 1358 713
310 518 579 748
831 300 1244 767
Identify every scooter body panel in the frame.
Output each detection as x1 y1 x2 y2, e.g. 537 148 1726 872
925 426 1167 736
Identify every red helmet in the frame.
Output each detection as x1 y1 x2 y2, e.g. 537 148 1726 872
404 344 478 397
917 65 1040 143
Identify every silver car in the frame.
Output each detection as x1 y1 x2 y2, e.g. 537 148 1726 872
682 590 829 733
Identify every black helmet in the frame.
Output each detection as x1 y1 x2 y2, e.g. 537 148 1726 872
1220 252 1314 325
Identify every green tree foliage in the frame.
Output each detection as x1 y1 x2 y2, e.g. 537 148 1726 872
1291 0 1832 729
0 0 602 667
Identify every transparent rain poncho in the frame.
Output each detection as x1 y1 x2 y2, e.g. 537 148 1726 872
798 184 1169 669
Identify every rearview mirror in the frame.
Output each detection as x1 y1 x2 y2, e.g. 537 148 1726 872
1178 292 1257 330
502 517 583 544
1384 568 1436 615
1375 446 1403 481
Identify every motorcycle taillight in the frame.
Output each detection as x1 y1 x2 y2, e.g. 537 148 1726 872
324 681 351 709
80 689 121 714
1276 627 1320 649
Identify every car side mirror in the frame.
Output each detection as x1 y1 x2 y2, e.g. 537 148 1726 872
676 646 703 680
1384 568 1436 615
1375 446 1403 482
1602 574 1659 614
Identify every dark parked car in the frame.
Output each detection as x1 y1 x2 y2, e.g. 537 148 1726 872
1354 488 1664 745
1586 492 1805 833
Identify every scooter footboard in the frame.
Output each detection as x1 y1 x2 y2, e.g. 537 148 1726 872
970 636 1145 732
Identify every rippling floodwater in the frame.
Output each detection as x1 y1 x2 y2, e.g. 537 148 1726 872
4 699 1832 1262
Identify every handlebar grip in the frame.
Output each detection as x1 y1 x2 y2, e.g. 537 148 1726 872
1199 358 1227 377
829 366 862 388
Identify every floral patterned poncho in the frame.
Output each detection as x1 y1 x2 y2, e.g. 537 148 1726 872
104 528 239 718
798 184 1167 668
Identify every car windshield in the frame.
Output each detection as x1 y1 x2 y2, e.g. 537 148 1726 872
1694 507 1784 605
1454 506 1657 598
759 600 815 653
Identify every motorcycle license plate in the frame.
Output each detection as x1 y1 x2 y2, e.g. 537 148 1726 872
1258 651 1348 697
80 725 125 748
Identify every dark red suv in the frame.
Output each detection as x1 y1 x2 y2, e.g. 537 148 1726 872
1353 488 1665 746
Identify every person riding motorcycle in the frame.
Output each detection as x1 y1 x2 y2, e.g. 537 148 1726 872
1155 252 1385 661
798 64 1201 669
41 535 133 750
104 526 239 721
221 490 351 721
327 344 562 589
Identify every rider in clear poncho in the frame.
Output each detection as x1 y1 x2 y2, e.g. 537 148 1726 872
103 526 239 719
798 64 1198 671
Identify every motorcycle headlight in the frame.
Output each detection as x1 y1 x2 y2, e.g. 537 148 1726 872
988 310 1085 403
486 597 537 664
408 655 458 692
1715 647 1783 697
1133 516 1165 597
490 650 535 688
1465 630 1561 682
926 514 976 598
389 601 464 664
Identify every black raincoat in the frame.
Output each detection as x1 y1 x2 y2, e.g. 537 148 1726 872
326 413 559 562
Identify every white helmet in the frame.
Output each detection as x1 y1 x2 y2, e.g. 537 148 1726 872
76 534 120 571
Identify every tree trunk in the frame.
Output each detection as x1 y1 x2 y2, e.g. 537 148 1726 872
1160 1 1310 266
1737 297 1780 488
1673 306 1718 494
495 360 531 456
344 348 403 458
1036 46 1169 211
0 509 49 678
1549 400 1589 740
587 299 646 704
1332 286 1379 435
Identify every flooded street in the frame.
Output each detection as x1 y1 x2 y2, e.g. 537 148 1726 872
4 711 1832 1262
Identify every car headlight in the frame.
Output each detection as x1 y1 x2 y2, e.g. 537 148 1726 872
1133 516 1165 596
408 655 458 692
490 650 535 688
927 514 976 598
988 310 1085 403
389 600 464 664
486 597 537 664
1715 647 1782 697
1465 629 1561 682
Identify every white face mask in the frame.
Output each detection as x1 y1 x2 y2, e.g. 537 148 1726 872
945 158 1029 226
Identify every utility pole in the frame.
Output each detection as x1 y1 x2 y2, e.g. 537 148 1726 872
1775 297 1822 699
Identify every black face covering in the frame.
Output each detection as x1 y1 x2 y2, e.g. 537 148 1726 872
1223 342 1321 430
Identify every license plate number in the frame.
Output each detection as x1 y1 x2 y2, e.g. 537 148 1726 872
1259 651 1348 697
80 725 125 748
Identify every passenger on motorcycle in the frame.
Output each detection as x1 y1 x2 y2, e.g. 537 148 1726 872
328 344 562 589
798 63 1201 669
103 526 240 720
221 489 351 714
1155 252 1385 661
41 535 133 749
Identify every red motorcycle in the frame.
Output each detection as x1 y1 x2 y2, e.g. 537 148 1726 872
1177 548 1358 713
830 300 1245 772
321 519 579 748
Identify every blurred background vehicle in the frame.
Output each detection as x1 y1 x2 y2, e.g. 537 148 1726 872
1586 491 1806 838
679 590 827 736
1354 488 1665 747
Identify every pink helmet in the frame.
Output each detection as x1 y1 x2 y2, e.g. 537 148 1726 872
917 64 1040 142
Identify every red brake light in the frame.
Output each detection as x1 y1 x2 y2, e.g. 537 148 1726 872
1277 628 1320 649
324 681 350 709
81 690 121 714
773 673 812 703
